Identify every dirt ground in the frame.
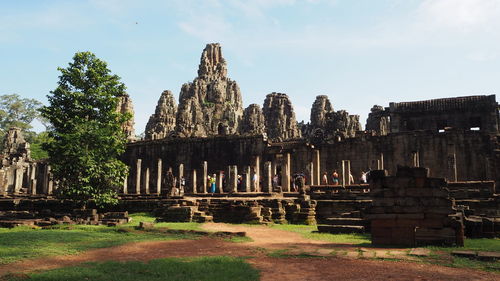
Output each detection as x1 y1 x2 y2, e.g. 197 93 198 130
0 223 497 281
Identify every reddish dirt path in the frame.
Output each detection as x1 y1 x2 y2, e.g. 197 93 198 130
0 223 498 281
202 222 331 250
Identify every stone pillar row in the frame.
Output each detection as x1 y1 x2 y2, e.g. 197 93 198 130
129 157 271 195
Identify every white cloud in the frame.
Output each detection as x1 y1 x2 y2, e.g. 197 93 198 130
417 0 500 32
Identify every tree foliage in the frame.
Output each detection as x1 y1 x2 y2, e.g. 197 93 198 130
0 94 42 131
41 52 130 207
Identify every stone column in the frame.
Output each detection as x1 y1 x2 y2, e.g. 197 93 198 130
217 171 224 193
135 159 142 194
341 160 346 186
144 167 150 194
380 153 384 170
412 152 420 168
226 166 232 193
123 174 128 194
231 165 238 193
156 158 162 194
253 155 260 192
178 164 184 187
309 161 315 185
14 166 23 193
192 169 197 194
47 166 53 195
281 159 290 192
29 163 37 195
0 170 6 195
271 157 277 177
42 165 49 195
347 160 351 185
202 161 208 194
243 166 251 193
314 150 320 186
263 161 272 193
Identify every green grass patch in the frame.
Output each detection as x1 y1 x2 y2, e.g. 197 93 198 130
0 224 198 265
425 237 500 253
421 238 500 273
127 213 203 231
5 256 260 281
269 224 371 245
224 236 254 243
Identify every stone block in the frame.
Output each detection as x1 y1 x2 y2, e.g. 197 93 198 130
365 214 397 220
426 178 446 188
369 170 388 181
138 221 154 230
395 213 424 220
405 188 433 197
396 166 429 178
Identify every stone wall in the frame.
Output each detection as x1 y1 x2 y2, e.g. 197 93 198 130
366 167 463 246
388 95 499 133
319 130 498 185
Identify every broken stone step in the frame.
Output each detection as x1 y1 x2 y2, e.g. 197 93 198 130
317 225 365 234
324 217 367 226
451 250 477 258
409 248 431 257
477 251 500 261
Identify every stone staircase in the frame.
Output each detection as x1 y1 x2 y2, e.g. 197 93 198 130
317 212 369 234
192 210 213 223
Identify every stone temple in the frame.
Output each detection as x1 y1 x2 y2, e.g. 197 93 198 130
1 43 499 246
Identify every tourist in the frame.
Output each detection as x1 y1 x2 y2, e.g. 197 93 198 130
332 170 339 185
294 173 305 193
360 171 367 184
359 170 366 184
272 174 279 189
180 176 186 195
210 174 216 193
321 172 328 185
252 173 258 191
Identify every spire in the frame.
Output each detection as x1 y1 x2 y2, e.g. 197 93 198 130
197 43 227 79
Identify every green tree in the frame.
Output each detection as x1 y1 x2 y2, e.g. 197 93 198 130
0 94 42 131
30 131 52 160
40 52 130 207
0 94 44 151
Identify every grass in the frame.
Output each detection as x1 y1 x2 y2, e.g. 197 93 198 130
426 237 500 253
224 236 254 243
422 237 500 273
0 223 199 265
4 257 260 281
127 213 203 231
269 224 371 245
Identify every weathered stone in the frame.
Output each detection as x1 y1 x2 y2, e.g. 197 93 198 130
310 95 334 129
2 127 30 161
324 110 362 139
138 221 154 230
175 43 243 137
145 90 177 140
366 105 389 136
116 93 135 141
240 104 266 136
262 92 301 142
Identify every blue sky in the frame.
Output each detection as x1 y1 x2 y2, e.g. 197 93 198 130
1 0 500 133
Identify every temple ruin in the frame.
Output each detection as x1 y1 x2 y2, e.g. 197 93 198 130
1 43 499 245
